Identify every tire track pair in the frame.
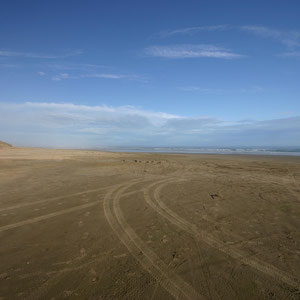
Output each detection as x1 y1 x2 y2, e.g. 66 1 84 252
0 201 100 233
144 179 300 290
0 183 122 213
25 180 140 299
103 178 204 300
0 187 143 233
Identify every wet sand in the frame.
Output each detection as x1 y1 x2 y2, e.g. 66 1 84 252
0 147 300 299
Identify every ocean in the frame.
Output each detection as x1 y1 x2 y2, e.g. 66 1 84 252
98 147 300 156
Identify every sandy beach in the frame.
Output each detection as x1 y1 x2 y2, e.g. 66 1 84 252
0 146 299 299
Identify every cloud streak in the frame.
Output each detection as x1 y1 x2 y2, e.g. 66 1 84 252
0 50 82 59
144 44 244 59
48 63 109 71
280 51 300 57
179 86 264 94
160 25 300 48
158 25 300 55
0 63 19 68
240 26 300 48
160 25 229 37
51 72 145 81
0 102 299 148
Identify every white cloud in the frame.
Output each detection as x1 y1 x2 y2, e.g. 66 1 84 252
159 25 300 49
0 49 82 59
51 72 146 82
144 44 244 59
78 127 111 134
281 51 300 57
60 73 69 78
179 86 264 94
240 26 300 48
51 73 69 80
1 102 300 148
0 63 19 68
160 25 229 37
179 87 224 93
82 73 124 79
38 71 46 76
48 63 108 71
158 25 300 56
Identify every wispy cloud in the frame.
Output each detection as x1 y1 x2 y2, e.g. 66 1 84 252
144 44 244 59
52 73 70 81
160 25 229 37
240 26 300 48
51 72 145 81
280 51 300 57
179 87 225 93
160 25 300 47
22 102 178 122
179 86 264 94
37 71 46 76
1 102 299 148
0 49 82 59
47 63 109 71
0 63 19 68
81 73 125 79
159 25 300 54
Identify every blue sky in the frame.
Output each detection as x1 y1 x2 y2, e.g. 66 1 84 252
1 0 300 148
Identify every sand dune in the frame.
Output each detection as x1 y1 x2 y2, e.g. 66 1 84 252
0 141 12 149
0 147 299 299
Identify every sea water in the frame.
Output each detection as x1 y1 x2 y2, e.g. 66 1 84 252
97 147 300 156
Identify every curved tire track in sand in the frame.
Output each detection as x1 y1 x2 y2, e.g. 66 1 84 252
26 181 138 300
103 178 204 300
144 179 300 290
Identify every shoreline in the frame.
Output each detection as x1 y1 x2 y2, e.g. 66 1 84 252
1 146 300 161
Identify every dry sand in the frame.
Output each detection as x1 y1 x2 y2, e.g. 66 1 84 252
0 146 299 299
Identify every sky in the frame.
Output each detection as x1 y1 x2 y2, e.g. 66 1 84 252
0 0 300 148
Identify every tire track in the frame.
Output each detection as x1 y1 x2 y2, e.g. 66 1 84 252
24 181 139 300
0 202 99 233
285 166 300 202
0 183 121 213
0 189 143 232
0 189 144 233
104 178 204 300
144 179 300 290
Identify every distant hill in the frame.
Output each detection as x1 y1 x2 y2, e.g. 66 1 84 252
0 141 12 149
